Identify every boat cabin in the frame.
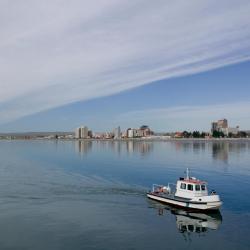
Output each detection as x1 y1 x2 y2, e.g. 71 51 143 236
175 177 208 199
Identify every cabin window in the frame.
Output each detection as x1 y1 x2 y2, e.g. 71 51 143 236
195 185 201 191
201 184 206 191
187 184 193 191
180 183 186 189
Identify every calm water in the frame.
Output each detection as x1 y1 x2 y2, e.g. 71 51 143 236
0 140 249 250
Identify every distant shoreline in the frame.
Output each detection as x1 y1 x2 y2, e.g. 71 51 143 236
0 137 249 142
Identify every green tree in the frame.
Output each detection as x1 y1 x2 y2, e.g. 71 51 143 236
238 131 247 138
192 131 201 138
213 131 225 138
201 132 206 138
183 131 191 138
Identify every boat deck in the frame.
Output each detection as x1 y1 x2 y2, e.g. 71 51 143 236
148 192 191 202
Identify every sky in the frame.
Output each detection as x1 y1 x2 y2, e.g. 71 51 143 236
0 0 250 133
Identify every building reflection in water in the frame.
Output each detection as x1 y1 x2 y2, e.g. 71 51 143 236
74 140 153 156
75 140 93 155
174 141 206 153
212 142 229 163
74 140 250 161
126 141 153 156
173 140 250 164
173 209 222 237
149 201 222 240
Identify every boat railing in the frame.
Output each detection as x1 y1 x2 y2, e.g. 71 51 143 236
152 183 176 194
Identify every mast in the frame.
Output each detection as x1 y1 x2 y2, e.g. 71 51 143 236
186 168 189 180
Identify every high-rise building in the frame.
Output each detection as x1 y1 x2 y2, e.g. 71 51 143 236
81 126 89 139
211 119 239 136
217 119 228 129
211 119 228 133
75 126 89 139
75 127 81 139
127 128 134 138
211 122 218 133
114 126 121 139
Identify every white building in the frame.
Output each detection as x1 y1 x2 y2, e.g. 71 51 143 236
127 129 134 138
75 127 81 139
75 126 89 139
114 126 121 139
127 128 144 138
81 126 89 139
228 126 239 135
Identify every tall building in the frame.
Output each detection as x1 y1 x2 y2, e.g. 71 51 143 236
127 128 134 138
211 119 228 134
211 119 239 136
75 127 81 139
75 126 89 139
211 122 218 133
114 126 121 139
81 126 89 139
217 119 228 129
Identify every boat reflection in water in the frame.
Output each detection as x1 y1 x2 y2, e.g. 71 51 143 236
173 209 222 234
149 201 222 236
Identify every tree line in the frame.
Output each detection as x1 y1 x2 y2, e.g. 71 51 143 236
181 130 248 138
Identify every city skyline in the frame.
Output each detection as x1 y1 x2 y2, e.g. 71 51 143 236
0 1 250 132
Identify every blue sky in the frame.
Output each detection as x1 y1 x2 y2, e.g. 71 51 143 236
1 61 249 133
0 1 250 132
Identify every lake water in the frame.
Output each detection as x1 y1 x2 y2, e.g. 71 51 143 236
0 140 249 250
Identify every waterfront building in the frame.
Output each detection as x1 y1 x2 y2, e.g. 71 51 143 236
127 128 134 138
228 126 239 135
81 126 89 138
211 119 228 135
211 119 239 136
114 126 121 139
174 132 183 138
75 126 89 139
140 125 153 137
88 130 93 138
127 126 153 138
211 122 219 133
217 119 228 129
75 127 81 139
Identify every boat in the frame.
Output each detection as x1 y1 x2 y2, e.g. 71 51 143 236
147 168 222 210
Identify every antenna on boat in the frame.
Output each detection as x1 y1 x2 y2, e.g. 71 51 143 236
186 168 189 180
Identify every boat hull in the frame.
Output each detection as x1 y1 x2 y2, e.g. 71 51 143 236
147 193 222 211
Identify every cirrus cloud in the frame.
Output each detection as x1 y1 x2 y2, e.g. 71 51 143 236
115 102 250 131
0 0 250 124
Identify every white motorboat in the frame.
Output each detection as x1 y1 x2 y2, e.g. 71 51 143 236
147 169 222 211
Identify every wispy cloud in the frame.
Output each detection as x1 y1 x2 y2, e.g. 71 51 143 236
115 102 250 131
0 0 250 123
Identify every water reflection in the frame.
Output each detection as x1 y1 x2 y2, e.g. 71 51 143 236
173 140 250 163
74 140 153 156
212 142 229 163
75 140 92 155
74 140 250 163
173 210 222 234
149 201 222 239
126 141 153 155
